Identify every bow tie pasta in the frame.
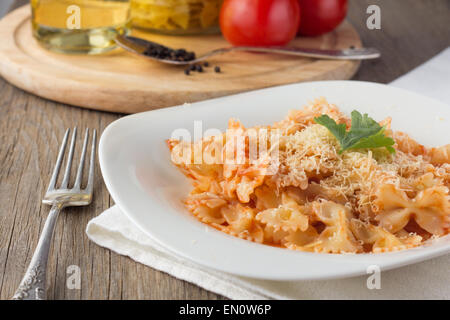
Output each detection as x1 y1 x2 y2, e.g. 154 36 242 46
167 99 450 253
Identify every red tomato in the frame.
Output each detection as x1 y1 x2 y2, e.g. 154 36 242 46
220 0 301 46
297 0 348 36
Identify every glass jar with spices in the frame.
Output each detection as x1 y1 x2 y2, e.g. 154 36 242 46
130 0 223 35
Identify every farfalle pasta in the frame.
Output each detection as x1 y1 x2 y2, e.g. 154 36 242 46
167 99 450 253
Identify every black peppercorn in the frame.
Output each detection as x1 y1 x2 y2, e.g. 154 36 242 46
204 62 209 67
184 69 190 75
142 42 196 62
185 52 195 61
214 66 221 73
196 65 203 72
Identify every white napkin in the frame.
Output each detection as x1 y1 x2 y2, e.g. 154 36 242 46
87 48 450 300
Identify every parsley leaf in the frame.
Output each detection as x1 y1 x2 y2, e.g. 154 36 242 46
314 110 396 154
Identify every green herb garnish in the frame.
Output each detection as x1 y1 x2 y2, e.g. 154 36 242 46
314 110 395 154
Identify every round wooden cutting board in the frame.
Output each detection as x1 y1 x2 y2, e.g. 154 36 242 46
0 6 362 114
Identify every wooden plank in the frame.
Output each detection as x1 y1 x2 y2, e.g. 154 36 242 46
0 0 449 300
348 0 450 83
8 0 26 11
0 0 14 18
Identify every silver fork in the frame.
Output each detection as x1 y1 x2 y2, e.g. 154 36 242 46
12 128 96 300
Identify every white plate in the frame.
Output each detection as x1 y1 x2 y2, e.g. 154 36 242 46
99 81 450 280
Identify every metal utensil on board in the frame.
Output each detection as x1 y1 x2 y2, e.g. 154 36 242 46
115 34 381 66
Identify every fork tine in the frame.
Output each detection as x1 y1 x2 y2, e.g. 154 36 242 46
46 129 70 193
60 127 77 189
73 129 89 190
86 129 97 193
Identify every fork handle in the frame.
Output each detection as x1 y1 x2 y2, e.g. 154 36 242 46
12 204 63 300
210 46 381 60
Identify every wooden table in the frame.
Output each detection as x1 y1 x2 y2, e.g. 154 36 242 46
0 0 449 300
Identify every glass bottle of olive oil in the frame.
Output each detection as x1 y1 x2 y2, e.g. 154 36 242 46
31 0 131 54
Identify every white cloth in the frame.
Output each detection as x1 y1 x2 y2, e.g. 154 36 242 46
86 48 450 300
